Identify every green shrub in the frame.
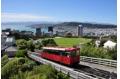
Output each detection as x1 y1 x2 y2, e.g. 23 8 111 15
65 33 72 38
15 50 27 57
16 39 27 49
35 41 42 49
107 47 117 60
80 45 113 59
1 55 9 67
57 71 70 79
27 40 35 52
99 39 107 47
2 55 69 79
41 39 57 46
20 59 37 72
1 58 25 79
10 64 69 79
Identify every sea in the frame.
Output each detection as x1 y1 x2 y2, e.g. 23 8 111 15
1 22 49 34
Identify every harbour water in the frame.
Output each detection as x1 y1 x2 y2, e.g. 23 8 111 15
1 22 48 33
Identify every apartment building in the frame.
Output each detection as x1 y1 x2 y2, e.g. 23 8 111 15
83 27 117 36
53 22 117 37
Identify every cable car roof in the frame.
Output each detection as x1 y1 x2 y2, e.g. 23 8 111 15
42 47 79 51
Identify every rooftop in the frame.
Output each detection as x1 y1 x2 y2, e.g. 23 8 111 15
5 46 17 52
42 47 79 51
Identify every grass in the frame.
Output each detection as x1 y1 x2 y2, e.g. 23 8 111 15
52 37 92 47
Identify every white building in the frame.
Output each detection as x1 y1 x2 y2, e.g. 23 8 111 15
5 37 16 46
103 40 116 49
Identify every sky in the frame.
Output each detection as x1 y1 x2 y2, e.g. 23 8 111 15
1 0 117 24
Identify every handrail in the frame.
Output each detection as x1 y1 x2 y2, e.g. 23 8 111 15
80 56 117 67
27 52 96 79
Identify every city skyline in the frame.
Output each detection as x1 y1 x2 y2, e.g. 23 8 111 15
1 0 117 24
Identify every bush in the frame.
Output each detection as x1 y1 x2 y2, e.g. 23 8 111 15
85 39 96 46
107 46 117 60
41 39 57 46
65 33 72 38
57 71 70 79
1 55 9 67
1 58 25 79
80 45 112 59
27 40 35 52
35 41 42 49
2 57 69 79
16 39 27 49
20 58 37 72
15 50 27 57
10 64 70 79
2 57 38 79
99 39 107 47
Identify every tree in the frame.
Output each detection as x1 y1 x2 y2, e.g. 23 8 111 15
107 45 117 60
15 49 27 57
47 39 57 46
27 40 35 52
41 39 48 46
86 39 96 46
99 39 107 47
1 58 25 79
80 45 113 59
1 55 9 67
65 33 72 38
2 57 70 79
35 41 42 49
16 39 27 49
41 39 57 46
10 64 69 79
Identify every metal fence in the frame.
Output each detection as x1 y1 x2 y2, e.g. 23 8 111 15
28 53 96 79
80 56 117 67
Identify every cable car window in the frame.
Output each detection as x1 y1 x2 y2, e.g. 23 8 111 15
43 49 62 55
62 52 69 56
70 51 76 57
43 49 47 52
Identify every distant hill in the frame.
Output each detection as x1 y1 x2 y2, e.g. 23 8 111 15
2 22 116 28
54 22 117 28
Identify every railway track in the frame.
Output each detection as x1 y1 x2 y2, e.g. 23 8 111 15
72 64 117 79
28 52 117 79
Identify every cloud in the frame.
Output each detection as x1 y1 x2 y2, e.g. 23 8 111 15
1 13 54 22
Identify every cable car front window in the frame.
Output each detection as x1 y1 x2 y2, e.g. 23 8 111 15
70 51 76 57
68 50 79 57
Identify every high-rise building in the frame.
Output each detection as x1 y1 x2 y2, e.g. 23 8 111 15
78 25 83 36
48 26 53 32
36 28 41 36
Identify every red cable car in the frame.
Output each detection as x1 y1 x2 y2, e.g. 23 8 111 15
40 47 80 65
